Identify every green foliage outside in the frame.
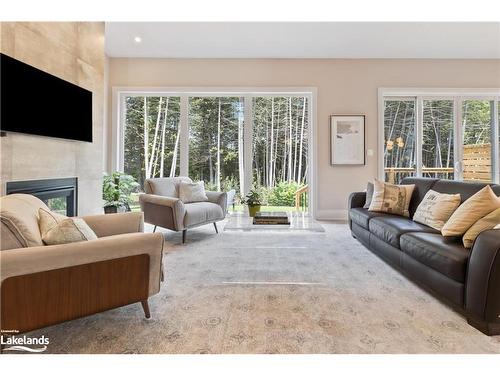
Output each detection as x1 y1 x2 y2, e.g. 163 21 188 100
103 172 140 207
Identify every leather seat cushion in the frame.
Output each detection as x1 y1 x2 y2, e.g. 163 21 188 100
349 208 386 230
184 202 224 228
400 232 470 282
369 216 438 248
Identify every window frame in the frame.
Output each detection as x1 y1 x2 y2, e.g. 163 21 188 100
378 88 500 184
112 87 317 216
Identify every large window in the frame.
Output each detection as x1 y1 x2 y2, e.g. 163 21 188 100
118 90 314 213
188 97 243 193
381 90 499 184
252 97 309 210
383 99 416 183
124 96 180 190
422 100 454 180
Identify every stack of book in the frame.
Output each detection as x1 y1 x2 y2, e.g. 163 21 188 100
253 211 290 225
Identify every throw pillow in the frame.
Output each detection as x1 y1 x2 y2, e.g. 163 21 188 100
462 207 500 248
179 181 209 203
368 179 415 217
413 190 461 231
441 185 500 237
363 182 374 208
38 208 97 246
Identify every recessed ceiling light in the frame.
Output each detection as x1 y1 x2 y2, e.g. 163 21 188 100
134 36 142 43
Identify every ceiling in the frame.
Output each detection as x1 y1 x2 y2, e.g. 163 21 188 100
105 22 500 59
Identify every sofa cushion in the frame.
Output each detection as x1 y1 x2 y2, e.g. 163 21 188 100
179 181 209 203
462 208 500 248
400 232 470 282
413 189 461 231
441 185 500 237
368 179 415 217
369 216 438 248
1 222 24 250
349 207 385 230
0 194 49 248
184 202 224 228
144 177 192 198
400 177 439 218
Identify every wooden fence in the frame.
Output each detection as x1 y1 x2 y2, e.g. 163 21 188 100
463 143 491 182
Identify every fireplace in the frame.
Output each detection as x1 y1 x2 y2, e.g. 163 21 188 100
6 177 78 216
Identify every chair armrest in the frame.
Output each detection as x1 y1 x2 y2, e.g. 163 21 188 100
348 191 367 209
206 191 227 216
0 232 164 296
139 193 185 231
466 229 500 325
81 212 144 237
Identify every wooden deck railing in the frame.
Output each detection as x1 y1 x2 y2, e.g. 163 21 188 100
385 143 492 184
294 184 308 211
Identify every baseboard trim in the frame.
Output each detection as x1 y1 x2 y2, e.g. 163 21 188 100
315 209 348 221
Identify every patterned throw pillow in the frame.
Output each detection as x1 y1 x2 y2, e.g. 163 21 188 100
441 185 500 237
179 181 209 203
38 208 97 246
462 207 500 248
413 190 461 231
368 179 415 217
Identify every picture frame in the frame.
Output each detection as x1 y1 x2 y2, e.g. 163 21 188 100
330 114 365 165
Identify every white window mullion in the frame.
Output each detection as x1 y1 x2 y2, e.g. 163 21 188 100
179 95 189 176
243 96 253 195
454 97 464 181
415 96 423 178
492 99 499 184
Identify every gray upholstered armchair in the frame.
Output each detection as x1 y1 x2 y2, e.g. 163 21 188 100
139 177 227 243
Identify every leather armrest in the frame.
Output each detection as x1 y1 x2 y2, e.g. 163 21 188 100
466 229 500 324
0 232 164 296
139 193 185 231
348 192 367 209
82 212 144 237
206 191 227 216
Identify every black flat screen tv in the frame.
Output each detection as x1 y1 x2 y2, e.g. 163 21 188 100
1 53 93 142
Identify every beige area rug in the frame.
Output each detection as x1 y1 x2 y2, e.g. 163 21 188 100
24 221 500 354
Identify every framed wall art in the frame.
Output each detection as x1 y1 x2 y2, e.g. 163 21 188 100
330 115 365 165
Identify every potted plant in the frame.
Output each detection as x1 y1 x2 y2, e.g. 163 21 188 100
244 188 262 217
102 172 139 214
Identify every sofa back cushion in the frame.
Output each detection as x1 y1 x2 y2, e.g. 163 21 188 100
0 194 49 249
431 179 500 202
400 177 439 218
144 177 192 198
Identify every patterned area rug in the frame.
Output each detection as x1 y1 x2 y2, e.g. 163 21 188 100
23 221 500 353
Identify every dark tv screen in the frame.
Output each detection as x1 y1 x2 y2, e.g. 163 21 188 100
1 53 92 142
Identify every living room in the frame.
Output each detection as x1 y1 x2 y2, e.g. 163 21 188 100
1 0 500 372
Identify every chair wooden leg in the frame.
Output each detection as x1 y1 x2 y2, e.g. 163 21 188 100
213 222 218 233
141 300 151 319
153 225 157 233
182 229 187 244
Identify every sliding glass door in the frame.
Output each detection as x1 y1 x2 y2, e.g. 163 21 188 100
422 99 454 180
381 91 499 184
461 100 494 183
383 99 416 184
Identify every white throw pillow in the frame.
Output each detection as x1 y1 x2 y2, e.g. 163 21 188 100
413 190 461 231
179 181 209 203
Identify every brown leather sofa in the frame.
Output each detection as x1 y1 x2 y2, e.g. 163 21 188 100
348 177 500 336
0 194 165 333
